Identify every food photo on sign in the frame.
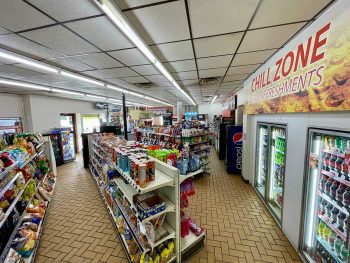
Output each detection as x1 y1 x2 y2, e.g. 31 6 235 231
244 0 350 114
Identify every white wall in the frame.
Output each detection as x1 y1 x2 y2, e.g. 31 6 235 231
0 93 23 118
243 111 350 250
198 103 223 123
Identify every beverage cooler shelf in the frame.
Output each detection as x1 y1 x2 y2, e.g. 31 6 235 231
322 149 346 159
318 215 347 242
321 170 350 188
317 190 349 216
316 236 342 263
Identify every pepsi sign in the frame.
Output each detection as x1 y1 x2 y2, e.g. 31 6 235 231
226 126 243 174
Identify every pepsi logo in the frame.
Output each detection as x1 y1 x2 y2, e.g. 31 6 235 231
233 132 243 145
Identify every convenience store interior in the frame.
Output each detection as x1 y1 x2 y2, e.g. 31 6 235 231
0 0 350 263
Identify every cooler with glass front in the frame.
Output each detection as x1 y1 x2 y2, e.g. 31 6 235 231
301 129 350 263
255 123 287 223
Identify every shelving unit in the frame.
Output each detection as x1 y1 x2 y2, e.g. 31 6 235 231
0 141 56 262
89 135 206 262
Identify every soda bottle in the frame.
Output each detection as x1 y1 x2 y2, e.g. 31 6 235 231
320 198 327 214
335 137 342 150
336 184 345 205
334 236 343 256
325 178 333 195
337 212 346 232
329 137 335 148
343 187 350 207
341 161 349 181
324 136 329 149
340 244 349 261
330 181 339 199
319 175 327 192
326 203 333 217
318 221 326 236
328 230 336 248
335 156 344 177
331 207 339 224
323 152 331 171
322 226 331 241
329 154 337 172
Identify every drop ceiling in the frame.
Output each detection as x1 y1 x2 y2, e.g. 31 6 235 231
0 0 335 105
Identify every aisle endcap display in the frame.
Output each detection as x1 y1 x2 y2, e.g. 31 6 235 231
89 133 206 262
0 133 56 262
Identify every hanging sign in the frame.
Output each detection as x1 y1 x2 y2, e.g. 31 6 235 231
245 0 350 114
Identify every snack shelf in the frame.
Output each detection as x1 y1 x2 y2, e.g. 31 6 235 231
142 132 181 138
190 147 210 153
317 190 349 215
115 166 174 194
188 141 210 146
0 171 22 196
182 133 210 138
92 141 112 158
93 148 104 160
36 141 45 149
0 160 20 180
318 214 347 242
0 178 33 228
118 231 135 263
179 169 203 183
321 169 350 188
112 178 175 222
316 236 342 263
19 147 45 170
181 231 205 252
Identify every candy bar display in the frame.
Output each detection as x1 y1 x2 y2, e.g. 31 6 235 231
301 129 350 263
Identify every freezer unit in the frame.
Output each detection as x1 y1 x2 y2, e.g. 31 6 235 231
254 123 287 223
301 129 350 263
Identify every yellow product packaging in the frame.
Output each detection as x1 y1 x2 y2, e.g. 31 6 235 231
160 248 170 263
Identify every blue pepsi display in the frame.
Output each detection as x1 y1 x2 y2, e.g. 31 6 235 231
226 125 243 174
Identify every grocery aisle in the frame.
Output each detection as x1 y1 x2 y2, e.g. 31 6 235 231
187 147 302 263
35 156 128 263
35 150 301 263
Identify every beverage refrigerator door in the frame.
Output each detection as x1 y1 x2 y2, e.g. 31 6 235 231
255 124 269 198
301 129 350 263
266 126 287 222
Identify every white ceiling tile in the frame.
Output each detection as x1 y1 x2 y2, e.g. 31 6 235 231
121 76 149 84
251 0 331 29
125 1 190 44
0 65 45 78
154 81 173 87
27 0 102 22
0 34 63 60
180 79 199 86
65 16 134 51
117 0 165 9
188 0 259 38
227 64 260 75
223 74 248 83
84 67 138 79
0 0 55 32
146 74 168 82
72 53 123 69
221 80 243 87
131 64 159 75
44 57 94 71
197 55 232 70
194 33 243 58
199 68 226 78
232 49 277 66
151 41 194 62
108 48 149 66
164 60 196 73
20 25 99 55
239 22 306 52
173 70 197 80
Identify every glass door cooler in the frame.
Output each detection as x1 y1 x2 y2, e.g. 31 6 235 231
301 129 350 263
60 130 75 163
255 123 287 223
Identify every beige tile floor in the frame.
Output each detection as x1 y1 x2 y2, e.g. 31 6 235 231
35 150 301 263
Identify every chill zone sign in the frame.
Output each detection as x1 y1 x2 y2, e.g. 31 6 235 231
250 23 331 103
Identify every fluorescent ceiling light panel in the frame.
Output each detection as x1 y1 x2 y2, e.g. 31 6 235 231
95 0 195 106
51 88 84 96
0 50 58 73
0 79 50 91
129 91 145 98
211 95 218 104
86 94 106 100
107 98 122 102
61 71 104 86
106 84 127 93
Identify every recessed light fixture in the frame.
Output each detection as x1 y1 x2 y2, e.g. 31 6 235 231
95 0 196 106
211 95 218 104
61 71 104 86
0 49 58 73
0 78 51 91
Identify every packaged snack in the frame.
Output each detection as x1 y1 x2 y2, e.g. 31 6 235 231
4 248 22 263
21 222 38 232
12 237 35 258
18 228 37 240
188 218 204 236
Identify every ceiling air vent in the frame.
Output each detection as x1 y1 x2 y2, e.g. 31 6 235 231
199 77 222 85
135 82 159 89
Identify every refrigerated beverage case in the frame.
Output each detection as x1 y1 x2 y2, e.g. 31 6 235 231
301 129 350 263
